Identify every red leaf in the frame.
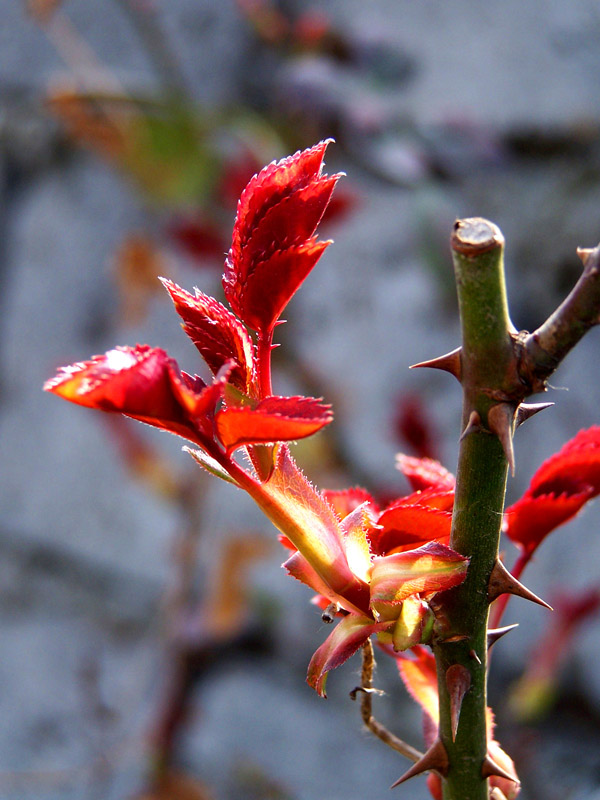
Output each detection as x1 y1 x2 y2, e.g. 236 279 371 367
215 395 332 451
223 140 340 333
307 614 391 697
322 487 379 520
284 550 366 616
44 345 222 445
504 489 593 555
397 645 439 732
370 542 468 606
396 454 455 492
505 427 600 555
162 279 255 394
372 502 452 555
168 216 227 261
529 426 600 497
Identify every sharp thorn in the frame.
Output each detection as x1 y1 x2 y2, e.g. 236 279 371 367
488 560 553 610
487 403 516 475
460 410 481 441
390 738 449 788
481 754 521 786
446 664 471 742
410 347 462 382
469 648 482 665
515 402 554 427
577 246 594 266
487 623 519 650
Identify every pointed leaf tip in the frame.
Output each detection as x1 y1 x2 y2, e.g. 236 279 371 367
224 140 339 333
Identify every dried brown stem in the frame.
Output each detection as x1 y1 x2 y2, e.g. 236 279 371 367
353 641 423 763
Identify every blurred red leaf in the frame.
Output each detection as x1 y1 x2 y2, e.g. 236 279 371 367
505 427 600 555
396 454 455 492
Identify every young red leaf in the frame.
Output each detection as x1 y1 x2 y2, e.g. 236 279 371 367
223 140 340 333
307 614 391 697
370 542 468 606
504 489 593 556
505 427 600 555
528 426 600 496
396 453 455 492
215 395 332 451
284 549 367 617
44 345 224 445
161 278 255 394
397 645 439 732
322 487 379 520
228 238 331 334
371 503 452 555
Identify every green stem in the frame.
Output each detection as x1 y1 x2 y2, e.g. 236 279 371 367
435 219 515 800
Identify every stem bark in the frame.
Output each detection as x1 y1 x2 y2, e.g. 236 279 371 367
435 219 514 800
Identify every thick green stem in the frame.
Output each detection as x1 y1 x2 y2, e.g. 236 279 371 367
435 219 515 800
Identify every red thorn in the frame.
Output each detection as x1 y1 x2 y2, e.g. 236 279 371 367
490 789 509 800
391 739 449 788
446 664 471 742
460 410 481 441
487 403 516 475
515 402 554 427
410 347 462 382
488 560 553 610
487 623 519 650
481 754 521 786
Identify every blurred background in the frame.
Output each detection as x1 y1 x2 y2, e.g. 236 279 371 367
2 1 600 798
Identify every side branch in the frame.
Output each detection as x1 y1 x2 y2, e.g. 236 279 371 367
352 640 422 764
521 244 600 390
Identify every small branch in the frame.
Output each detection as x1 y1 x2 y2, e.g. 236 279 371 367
521 244 600 391
353 640 423 763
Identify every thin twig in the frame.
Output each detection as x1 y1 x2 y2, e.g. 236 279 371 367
352 640 423 763
521 243 600 391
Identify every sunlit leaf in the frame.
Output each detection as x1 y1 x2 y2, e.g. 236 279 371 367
44 345 222 445
392 596 433 651
216 396 332 451
223 140 340 333
370 542 468 606
371 503 452 555
162 278 255 394
258 446 370 614
307 614 391 697
322 487 378 520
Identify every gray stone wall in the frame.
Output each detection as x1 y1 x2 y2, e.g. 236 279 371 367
2 2 600 798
